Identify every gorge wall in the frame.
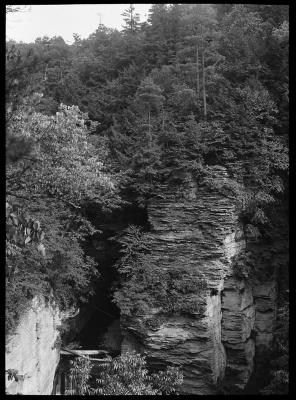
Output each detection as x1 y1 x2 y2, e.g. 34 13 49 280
120 167 278 394
5 167 283 395
5 296 74 395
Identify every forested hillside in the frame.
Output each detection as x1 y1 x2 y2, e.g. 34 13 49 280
6 4 289 395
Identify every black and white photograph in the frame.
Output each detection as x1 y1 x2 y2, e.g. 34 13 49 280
6 3 289 395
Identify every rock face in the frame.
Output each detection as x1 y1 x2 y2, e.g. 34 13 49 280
5 296 72 395
221 274 278 393
120 168 278 394
121 168 255 394
253 280 277 354
221 277 256 392
100 319 122 354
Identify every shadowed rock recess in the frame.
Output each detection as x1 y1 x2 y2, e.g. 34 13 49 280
120 168 279 395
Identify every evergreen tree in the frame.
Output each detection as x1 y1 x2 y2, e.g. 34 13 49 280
122 4 140 34
136 77 164 146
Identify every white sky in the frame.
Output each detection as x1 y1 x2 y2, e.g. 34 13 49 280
6 4 152 44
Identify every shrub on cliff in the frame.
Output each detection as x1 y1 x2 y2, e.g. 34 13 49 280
66 351 183 395
113 225 207 318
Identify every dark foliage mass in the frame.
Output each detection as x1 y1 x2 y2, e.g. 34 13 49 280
66 351 183 395
6 4 288 394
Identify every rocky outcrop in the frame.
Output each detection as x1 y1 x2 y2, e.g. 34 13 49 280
121 168 249 394
120 168 280 394
253 280 277 355
221 277 256 392
220 272 278 393
5 296 73 395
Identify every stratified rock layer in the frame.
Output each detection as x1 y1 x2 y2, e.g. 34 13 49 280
253 280 277 353
120 168 281 394
121 169 249 394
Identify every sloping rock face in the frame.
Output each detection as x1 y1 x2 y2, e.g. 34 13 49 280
121 168 249 394
5 296 73 395
221 277 256 392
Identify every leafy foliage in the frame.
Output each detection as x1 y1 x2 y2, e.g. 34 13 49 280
66 351 183 395
113 225 207 317
232 251 256 280
66 356 93 395
5 194 98 334
7 99 121 210
6 92 121 334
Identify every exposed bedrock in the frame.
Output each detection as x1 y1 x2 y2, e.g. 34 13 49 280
252 278 278 389
5 296 74 395
221 276 278 394
120 169 279 394
253 280 277 355
221 277 256 393
121 169 254 394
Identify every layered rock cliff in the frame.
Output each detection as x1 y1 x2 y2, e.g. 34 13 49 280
120 168 278 394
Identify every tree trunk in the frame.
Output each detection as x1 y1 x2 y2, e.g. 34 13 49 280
196 43 200 107
44 63 48 81
201 25 207 119
148 106 151 147
60 61 64 86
